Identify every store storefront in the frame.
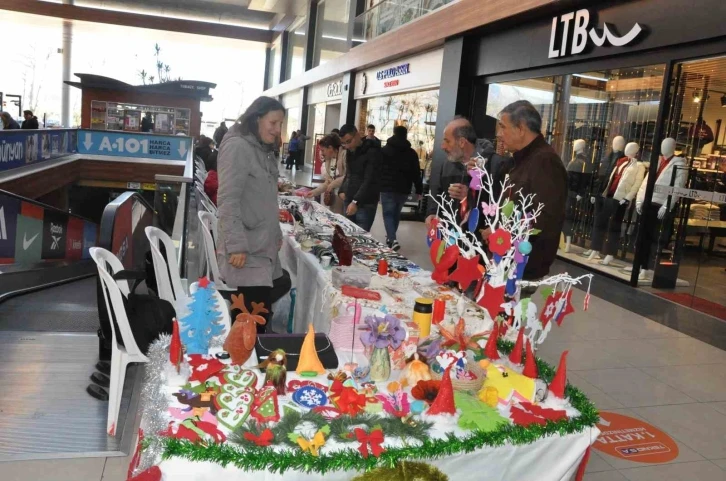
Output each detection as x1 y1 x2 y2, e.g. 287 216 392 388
354 48 443 180
67 74 214 137
467 0 726 317
281 89 302 149
304 78 344 175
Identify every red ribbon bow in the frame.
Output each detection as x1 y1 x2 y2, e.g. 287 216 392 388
354 428 385 458
244 428 274 447
330 380 367 416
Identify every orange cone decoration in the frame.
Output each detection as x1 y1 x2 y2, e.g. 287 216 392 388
522 339 538 379
508 327 525 364
427 366 456 415
549 351 569 398
484 323 500 360
296 324 326 375
169 318 182 372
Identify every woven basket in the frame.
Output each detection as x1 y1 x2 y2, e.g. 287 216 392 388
431 357 486 392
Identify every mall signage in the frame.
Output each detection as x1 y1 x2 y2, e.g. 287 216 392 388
326 80 342 98
548 9 644 59
376 63 410 81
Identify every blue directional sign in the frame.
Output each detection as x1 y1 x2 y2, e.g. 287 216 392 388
77 130 191 161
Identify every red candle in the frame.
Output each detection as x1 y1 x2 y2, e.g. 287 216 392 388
377 258 389 276
432 298 446 325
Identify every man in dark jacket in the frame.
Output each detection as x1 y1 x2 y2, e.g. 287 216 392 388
379 126 422 251
22 110 39 129
497 100 567 284
213 121 228 147
141 112 153 132
339 124 381 231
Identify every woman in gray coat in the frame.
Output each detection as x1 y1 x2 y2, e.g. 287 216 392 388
217 96 285 332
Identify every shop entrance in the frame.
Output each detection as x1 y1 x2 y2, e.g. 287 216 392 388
646 56 726 320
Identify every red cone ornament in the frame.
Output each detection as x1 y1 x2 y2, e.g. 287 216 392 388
523 339 538 379
426 366 456 415
169 318 182 372
549 350 569 398
483 322 500 360
509 327 525 364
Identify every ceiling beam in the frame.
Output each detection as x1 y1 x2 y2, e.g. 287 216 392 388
263 0 557 96
0 0 273 43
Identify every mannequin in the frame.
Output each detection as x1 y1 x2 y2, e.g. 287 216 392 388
582 136 625 257
563 139 589 252
633 138 688 280
586 142 645 265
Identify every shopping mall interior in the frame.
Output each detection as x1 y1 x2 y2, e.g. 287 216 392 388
1 1 726 480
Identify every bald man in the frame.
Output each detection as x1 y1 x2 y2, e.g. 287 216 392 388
426 117 478 229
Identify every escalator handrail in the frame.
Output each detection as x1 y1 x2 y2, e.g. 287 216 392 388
0 187 96 224
98 191 155 251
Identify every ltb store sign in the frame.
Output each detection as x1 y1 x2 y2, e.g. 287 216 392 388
549 9 644 59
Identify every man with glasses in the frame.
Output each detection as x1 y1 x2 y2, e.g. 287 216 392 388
338 124 382 231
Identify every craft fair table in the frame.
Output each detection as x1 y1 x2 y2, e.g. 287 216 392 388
128 197 600 481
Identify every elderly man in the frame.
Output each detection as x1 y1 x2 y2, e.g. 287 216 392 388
497 100 567 282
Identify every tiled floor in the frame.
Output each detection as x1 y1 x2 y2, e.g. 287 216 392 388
4 208 726 480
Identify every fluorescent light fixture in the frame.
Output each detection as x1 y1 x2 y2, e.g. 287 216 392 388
573 73 608 81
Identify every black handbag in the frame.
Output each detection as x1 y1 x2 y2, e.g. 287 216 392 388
110 270 175 353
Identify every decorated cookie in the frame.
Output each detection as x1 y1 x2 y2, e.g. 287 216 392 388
224 369 258 389
216 391 254 430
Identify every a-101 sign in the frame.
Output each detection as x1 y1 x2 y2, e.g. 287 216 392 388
548 9 644 59
78 131 190 161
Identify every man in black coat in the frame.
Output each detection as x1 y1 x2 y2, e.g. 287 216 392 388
22 110 39 129
213 121 228 147
379 126 422 251
339 124 382 232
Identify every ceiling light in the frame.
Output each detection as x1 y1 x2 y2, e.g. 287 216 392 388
573 73 608 81
693 90 701 103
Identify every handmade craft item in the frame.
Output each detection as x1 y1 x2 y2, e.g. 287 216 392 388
216 390 254 430
224 294 268 365
454 391 507 432
332 224 353 266
479 362 535 405
426 366 456 415
548 351 569 399
179 282 225 355
360 314 406 382
296 324 326 375
251 385 280 423
258 349 287 395
522 339 538 379
402 353 432 386
169 318 182 372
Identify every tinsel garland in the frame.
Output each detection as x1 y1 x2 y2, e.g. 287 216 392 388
148 338 599 474
351 461 449 481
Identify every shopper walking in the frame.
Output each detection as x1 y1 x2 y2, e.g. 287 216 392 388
0 112 20 130
213 121 228 147
295 130 310 169
285 131 299 170
339 124 382 231
217 96 285 330
21 110 39 129
366 124 381 148
379 126 422 251
496 100 567 284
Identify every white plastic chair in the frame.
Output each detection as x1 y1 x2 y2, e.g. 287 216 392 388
198 210 234 291
90 247 149 437
145 226 186 304
195 184 218 215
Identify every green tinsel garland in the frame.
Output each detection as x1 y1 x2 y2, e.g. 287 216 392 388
157 339 599 474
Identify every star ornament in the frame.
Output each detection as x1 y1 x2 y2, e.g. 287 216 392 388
448 254 482 291
539 294 559 328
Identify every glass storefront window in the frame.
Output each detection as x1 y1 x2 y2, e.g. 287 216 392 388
646 56 726 316
313 0 350 68
358 89 439 179
485 65 667 285
284 18 307 81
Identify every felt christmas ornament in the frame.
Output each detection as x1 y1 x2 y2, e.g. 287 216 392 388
216 391 254 430
296 324 326 375
481 363 535 405
252 386 280 423
454 391 508 432
258 349 287 395
554 290 575 326
355 428 386 458
426 366 456 415
509 405 546 427
224 294 268 365
438 317 487 351
549 350 569 399
519 401 567 422
477 283 506 321
539 292 559 329
187 355 226 384
448 254 482 291
244 428 274 447
169 318 183 371
426 218 440 247
467 207 480 232
180 285 225 354
483 323 500 360
508 327 525 365
522 339 538 379
402 354 432 387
